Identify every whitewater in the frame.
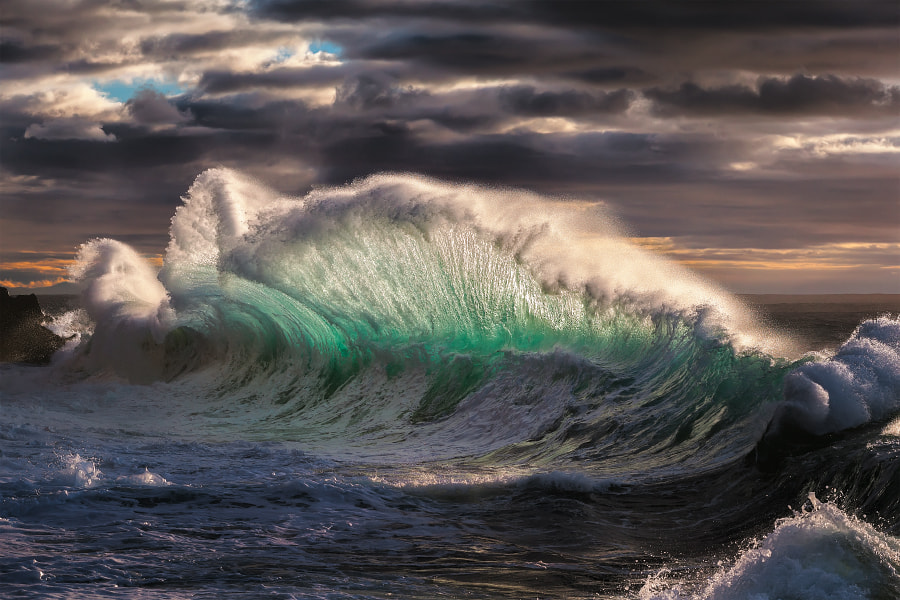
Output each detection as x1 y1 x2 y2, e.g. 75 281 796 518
1 168 898 599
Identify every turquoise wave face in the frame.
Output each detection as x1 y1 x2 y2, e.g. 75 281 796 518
152 276 790 477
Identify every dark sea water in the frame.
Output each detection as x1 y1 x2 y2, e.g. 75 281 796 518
743 294 900 352
2 170 898 599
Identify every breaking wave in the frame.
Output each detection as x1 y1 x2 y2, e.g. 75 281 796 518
59 168 899 470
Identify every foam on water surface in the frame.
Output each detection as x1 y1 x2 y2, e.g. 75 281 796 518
641 493 900 600
774 316 900 436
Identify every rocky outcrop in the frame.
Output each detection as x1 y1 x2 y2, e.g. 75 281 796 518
0 287 66 363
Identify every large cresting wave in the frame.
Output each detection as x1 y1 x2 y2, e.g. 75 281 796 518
64 168 900 468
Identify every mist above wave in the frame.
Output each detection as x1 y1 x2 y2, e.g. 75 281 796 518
84 167 787 354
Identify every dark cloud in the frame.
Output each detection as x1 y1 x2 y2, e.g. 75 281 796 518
631 177 899 250
1 0 898 292
23 119 116 142
524 0 900 30
251 1 900 83
126 89 189 125
359 31 537 71
646 75 900 117
565 67 649 85
199 65 354 94
334 73 426 110
181 95 320 134
139 30 286 59
57 59 128 76
250 0 511 23
499 86 633 117
0 39 63 63
252 0 899 30
0 173 182 260
5 132 211 178
317 129 720 190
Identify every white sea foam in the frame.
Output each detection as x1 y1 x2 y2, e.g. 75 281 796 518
884 416 900 437
116 468 171 487
57 453 103 489
43 308 92 350
641 493 900 600
369 466 620 497
777 316 900 435
163 168 288 278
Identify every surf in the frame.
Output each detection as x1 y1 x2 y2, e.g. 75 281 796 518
57 168 899 469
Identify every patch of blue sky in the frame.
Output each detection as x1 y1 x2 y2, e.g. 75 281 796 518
94 77 186 103
265 43 341 68
309 41 343 56
274 46 295 63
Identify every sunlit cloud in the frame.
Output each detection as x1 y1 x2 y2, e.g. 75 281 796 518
0 277 71 289
632 238 900 271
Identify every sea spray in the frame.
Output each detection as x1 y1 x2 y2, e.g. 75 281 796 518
159 168 786 348
68 169 792 377
67 239 175 381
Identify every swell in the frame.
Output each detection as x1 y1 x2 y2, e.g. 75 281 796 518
60 168 900 476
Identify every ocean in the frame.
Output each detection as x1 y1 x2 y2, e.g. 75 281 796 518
2 169 898 599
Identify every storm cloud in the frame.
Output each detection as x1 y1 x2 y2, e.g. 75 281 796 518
1 0 898 293
646 75 900 117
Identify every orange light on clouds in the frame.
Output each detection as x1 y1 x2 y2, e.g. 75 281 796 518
0 277 71 289
630 238 900 272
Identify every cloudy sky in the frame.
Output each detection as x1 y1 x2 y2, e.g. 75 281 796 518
2 0 898 294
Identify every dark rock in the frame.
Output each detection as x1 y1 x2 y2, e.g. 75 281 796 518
0 287 66 363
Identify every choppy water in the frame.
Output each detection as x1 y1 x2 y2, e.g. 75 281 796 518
2 169 898 599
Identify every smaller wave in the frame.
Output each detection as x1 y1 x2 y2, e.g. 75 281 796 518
640 493 900 600
517 471 620 494
70 239 172 334
769 316 900 437
48 453 171 490
115 468 171 487
54 453 103 489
